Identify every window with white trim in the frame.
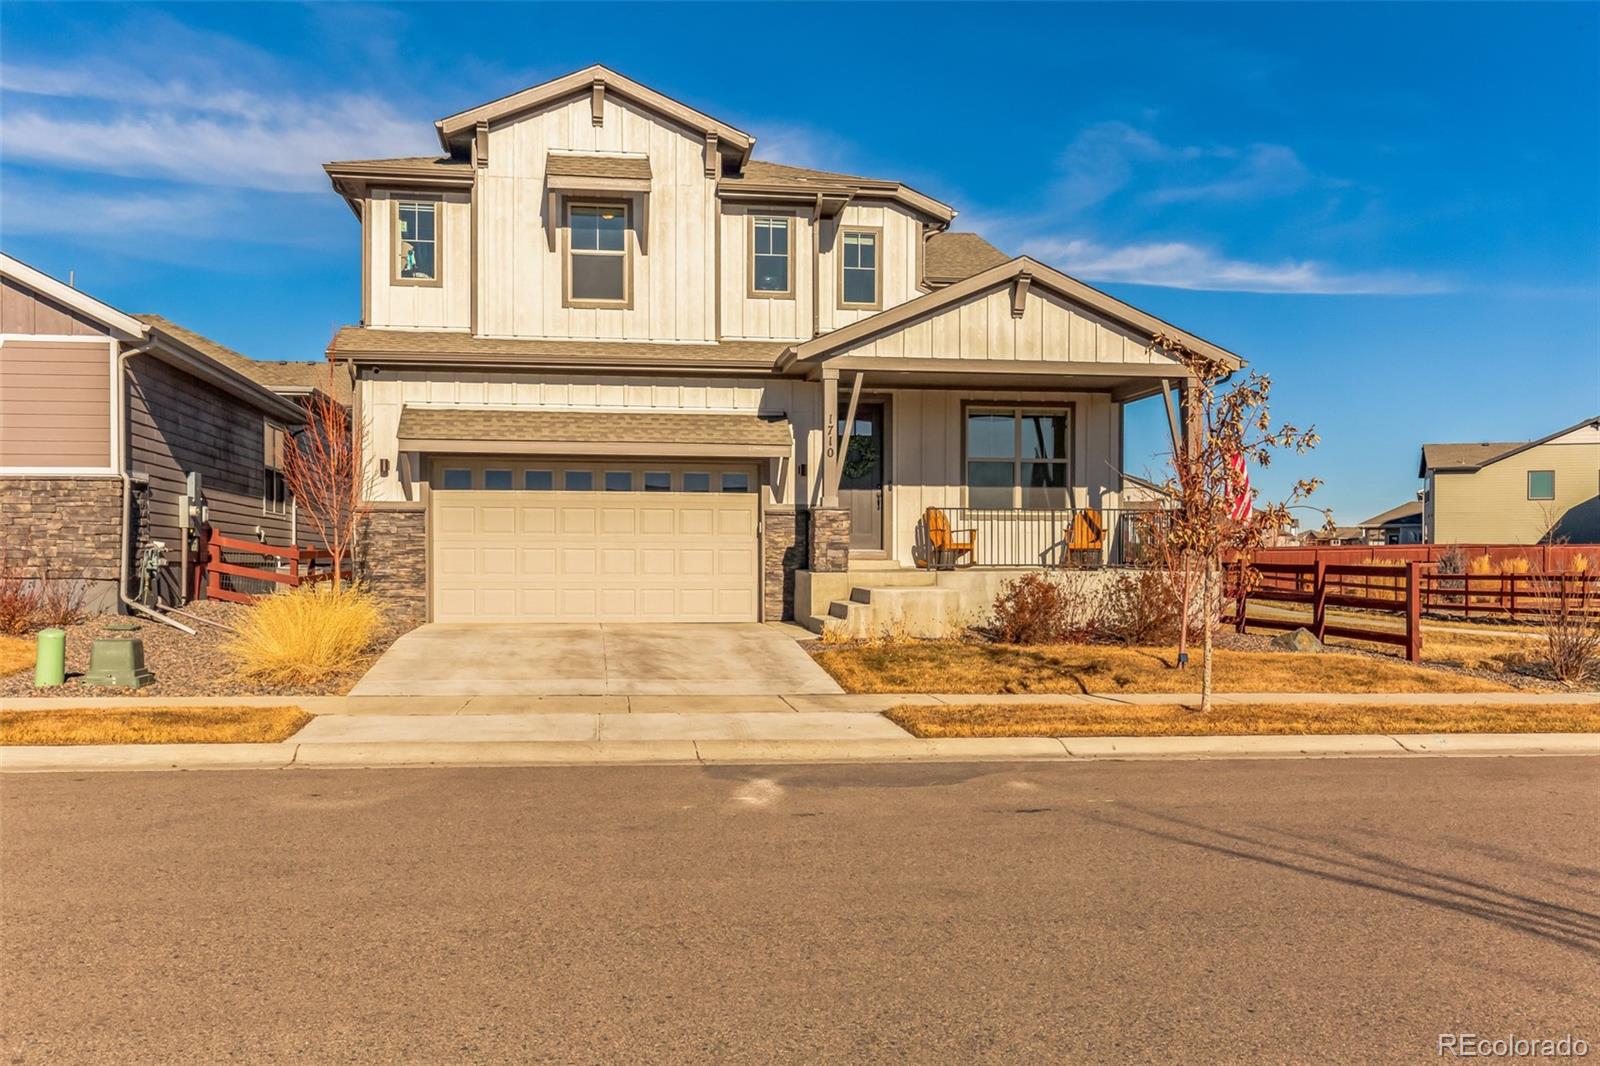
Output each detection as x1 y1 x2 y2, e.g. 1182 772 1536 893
567 202 628 305
841 229 879 307
751 215 791 295
965 408 1071 509
1528 470 1555 500
394 201 438 282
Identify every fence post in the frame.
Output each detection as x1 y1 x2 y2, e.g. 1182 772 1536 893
289 551 301 589
1234 563 1248 633
1312 559 1327 641
1405 561 1421 663
206 526 222 602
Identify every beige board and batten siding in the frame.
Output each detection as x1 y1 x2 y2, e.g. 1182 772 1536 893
817 203 925 332
1431 428 1600 544
359 370 819 507
366 190 473 330
476 93 717 341
127 353 293 553
0 340 115 470
834 282 1176 366
718 204 815 341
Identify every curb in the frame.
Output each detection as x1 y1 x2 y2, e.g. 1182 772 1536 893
3 733 1599 773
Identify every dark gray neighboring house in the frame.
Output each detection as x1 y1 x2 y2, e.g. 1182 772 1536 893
0 253 312 612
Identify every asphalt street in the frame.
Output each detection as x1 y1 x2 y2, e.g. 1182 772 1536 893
3 757 1596 1064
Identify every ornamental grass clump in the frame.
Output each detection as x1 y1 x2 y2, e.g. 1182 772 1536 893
229 584 382 685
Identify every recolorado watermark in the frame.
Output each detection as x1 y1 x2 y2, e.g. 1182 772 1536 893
1439 1033 1589 1058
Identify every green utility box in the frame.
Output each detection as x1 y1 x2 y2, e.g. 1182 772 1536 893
81 638 156 689
34 628 66 688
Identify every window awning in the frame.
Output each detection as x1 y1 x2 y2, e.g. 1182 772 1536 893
545 152 653 192
396 407 793 458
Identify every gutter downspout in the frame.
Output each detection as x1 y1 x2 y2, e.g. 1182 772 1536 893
115 340 196 634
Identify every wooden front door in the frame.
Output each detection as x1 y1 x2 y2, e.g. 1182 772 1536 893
839 401 886 552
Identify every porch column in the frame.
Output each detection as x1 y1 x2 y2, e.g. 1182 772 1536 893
809 366 850 572
819 367 840 509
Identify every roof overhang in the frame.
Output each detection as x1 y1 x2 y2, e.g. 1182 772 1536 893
435 65 755 166
779 256 1243 373
396 407 792 458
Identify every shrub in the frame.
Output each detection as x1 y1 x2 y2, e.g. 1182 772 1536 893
0 558 40 636
990 572 1096 645
1573 554 1591 574
1098 568 1177 646
33 575 85 629
1536 576 1600 686
1436 547 1468 575
229 584 382 685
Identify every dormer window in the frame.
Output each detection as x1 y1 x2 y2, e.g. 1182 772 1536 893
566 201 630 307
750 215 792 297
840 227 881 309
394 200 439 284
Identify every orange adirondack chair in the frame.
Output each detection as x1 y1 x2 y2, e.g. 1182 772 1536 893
1067 508 1105 551
925 507 977 569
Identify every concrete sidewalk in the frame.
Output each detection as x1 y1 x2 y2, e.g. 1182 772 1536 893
5 689 1596 715
4 716 1598 773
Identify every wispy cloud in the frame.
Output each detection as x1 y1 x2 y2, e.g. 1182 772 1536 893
1148 143 1312 204
1023 235 1450 295
0 17 435 196
749 121 859 173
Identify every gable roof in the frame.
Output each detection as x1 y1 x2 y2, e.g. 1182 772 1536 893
436 65 754 161
0 253 145 338
1418 415 1600 476
781 256 1242 369
924 232 1009 284
134 314 347 408
1359 501 1423 527
720 159 957 224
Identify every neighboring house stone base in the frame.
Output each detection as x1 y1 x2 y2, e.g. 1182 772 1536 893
808 508 850 573
360 504 427 625
0 475 134 613
762 509 808 622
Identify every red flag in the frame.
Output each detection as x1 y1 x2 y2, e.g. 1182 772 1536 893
1228 451 1253 523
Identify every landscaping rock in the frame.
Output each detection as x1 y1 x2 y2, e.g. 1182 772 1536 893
1270 627 1326 654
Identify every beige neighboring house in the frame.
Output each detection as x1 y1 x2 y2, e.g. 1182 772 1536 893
323 65 1240 630
1419 416 1600 545
0 254 319 612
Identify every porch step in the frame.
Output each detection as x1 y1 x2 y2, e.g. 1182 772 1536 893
822 585 964 641
842 568 939 589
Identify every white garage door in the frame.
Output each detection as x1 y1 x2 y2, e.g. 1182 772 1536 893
429 461 760 623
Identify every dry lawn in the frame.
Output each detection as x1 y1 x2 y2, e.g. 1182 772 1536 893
813 642 1514 695
0 705 311 745
888 701 1600 738
0 635 32 677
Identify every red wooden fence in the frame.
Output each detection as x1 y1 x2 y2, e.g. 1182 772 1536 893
1225 560 1422 661
199 526 347 605
1236 543 1596 572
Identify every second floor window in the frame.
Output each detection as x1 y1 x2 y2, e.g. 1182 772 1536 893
1528 470 1555 500
568 202 629 306
751 215 791 295
841 228 880 307
394 201 438 282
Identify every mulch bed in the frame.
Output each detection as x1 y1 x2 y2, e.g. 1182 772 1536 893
0 599 419 698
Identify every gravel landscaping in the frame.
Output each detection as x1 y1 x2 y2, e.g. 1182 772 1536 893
0 599 419 698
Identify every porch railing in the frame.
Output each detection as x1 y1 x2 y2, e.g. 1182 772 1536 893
922 507 1170 569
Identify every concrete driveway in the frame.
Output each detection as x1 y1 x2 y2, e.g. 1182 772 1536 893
349 623 843 697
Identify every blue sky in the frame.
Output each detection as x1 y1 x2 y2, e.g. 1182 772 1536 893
2 2 1596 524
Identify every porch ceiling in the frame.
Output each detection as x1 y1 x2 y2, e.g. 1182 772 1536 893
797 360 1187 401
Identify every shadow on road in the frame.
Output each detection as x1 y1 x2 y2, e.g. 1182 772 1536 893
1087 804 1600 956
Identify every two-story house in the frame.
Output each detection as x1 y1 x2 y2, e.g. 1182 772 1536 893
324 66 1240 628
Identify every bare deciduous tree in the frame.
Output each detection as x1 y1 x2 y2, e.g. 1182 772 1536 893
1152 333 1322 712
281 366 367 591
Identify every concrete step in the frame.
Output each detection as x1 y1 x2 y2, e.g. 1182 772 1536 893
842 569 939 589
822 586 965 640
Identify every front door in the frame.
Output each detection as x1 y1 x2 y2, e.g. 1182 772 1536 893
839 400 886 552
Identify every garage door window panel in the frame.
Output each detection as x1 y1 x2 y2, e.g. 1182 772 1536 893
441 468 472 490
565 470 594 491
